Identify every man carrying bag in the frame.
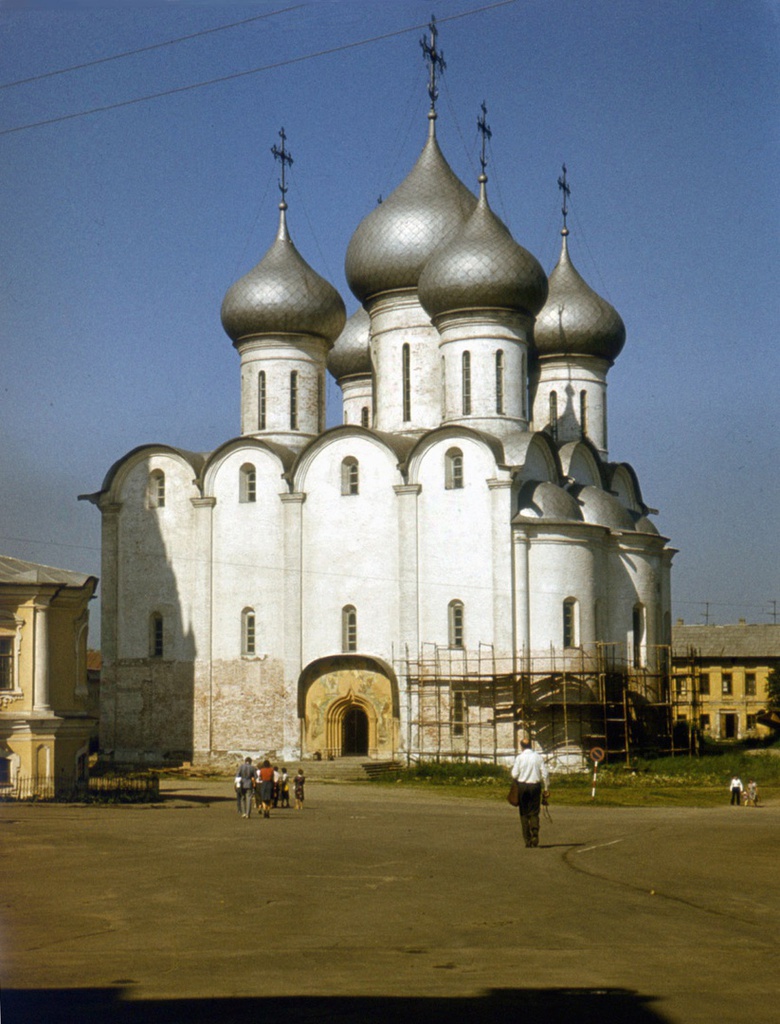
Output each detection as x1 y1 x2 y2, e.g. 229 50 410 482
510 739 550 848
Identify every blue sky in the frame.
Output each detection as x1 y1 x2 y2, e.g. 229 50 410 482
1 0 778 643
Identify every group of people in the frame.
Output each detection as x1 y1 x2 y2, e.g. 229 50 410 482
235 758 305 818
729 776 759 807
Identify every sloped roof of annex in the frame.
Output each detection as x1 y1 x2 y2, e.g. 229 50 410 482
285 425 416 492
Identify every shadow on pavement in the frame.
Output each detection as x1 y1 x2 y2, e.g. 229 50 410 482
4 986 672 1023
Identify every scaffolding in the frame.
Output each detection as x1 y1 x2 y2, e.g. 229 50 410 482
397 641 694 768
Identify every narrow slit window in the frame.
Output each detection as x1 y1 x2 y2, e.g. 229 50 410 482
258 371 267 430
452 690 465 737
495 350 504 414
240 464 257 503
549 391 558 441
242 609 256 656
361 406 369 428
148 470 165 509
580 389 587 438
341 457 359 496
342 606 357 653
150 614 164 658
448 600 464 649
402 344 411 422
563 598 578 648
290 371 298 430
462 351 472 415
445 448 464 490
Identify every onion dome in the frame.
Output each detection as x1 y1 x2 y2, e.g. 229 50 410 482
221 203 346 345
534 231 625 362
418 175 548 319
327 306 371 380
344 118 477 303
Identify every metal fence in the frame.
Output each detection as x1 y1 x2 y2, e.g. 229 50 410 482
0 774 160 803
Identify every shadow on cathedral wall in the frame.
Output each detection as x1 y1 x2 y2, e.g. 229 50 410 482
107 477 196 766
4 986 672 1024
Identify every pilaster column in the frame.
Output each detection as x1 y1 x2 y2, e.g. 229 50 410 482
33 600 52 713
281 493 306 686
512 530 531 671
488 479 513 658
394 484 422 656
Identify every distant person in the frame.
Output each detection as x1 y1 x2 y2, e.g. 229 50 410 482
235 757 255 818
272 766 280 807
746 779 759 807
279 767 290 808
510 739 550 847
294 768 305 810
729 776 743 806
258 759 274 818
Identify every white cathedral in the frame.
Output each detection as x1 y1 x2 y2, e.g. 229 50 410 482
86 41 674 767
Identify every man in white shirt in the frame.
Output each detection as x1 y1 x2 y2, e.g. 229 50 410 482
510 739 550 847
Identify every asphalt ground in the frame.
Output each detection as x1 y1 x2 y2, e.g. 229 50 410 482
1 779 777 1024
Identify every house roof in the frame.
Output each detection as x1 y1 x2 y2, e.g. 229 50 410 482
0 556 95 588
672 623 780 660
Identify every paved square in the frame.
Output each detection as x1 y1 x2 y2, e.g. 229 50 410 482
2 780 778 1023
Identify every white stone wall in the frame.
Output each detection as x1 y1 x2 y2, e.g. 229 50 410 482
531 358 610 457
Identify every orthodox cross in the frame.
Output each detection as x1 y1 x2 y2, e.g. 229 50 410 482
477 101 492 176
271 127 294 201
557 163 571 232
420 15 446 113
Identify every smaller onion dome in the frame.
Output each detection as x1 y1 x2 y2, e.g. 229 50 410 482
221 203 346 345
327 306 371 380
534 231 626 362
418 176 548 319
345 118 477 303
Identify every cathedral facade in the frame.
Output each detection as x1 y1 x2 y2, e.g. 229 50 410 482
86 65 674 767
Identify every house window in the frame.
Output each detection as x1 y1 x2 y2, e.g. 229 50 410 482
549 391 558 441
722 673 733 696
445 448 463 490
402 344 411 422
747 714 758 731
462 351 472 415
452 690 465 737
361 406 369 428
495 350 504 414
0 637 13 689
258 371 267 430
240 464 256 503
699 673 710 695
676 678 688 697
342 606 357 653
148 470 165 509
0 758 9 785
632 604 645 667
580 390 588 438
745 672 757 696
341 457 359 496
700 713 711 731
448 600 464 649
242 609 256 656
563 598 578 648
150 614 164 658
290 371 298 430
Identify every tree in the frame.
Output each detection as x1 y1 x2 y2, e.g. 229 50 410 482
766 662 780 714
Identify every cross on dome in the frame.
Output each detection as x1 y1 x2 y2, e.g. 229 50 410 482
420 15 446 117
271 127 294 206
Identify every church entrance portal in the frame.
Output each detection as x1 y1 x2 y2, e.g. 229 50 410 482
342 705 369 756
299 656 400 760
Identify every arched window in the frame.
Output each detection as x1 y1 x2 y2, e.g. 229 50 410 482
549 391 558 441
452 689 466 737
342 605 357 653
258 371 267 430
402 344 411 422
150 613 164 658
632 604 645 667
290 371 298 430
148 470 165 509
580 390 588 438
495 350 505 414
341 457 359 496
445 448 464 490
448 600 464 649
563 598 578 648
462 351 472 415
242 608 256 656
361 406 369 428
240 463 256 503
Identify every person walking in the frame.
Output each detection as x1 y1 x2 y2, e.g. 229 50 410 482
279 767 290 808
235 757 255 818
258 759 274 818
510 739 550 848
729 775 743 806
294 768 305 811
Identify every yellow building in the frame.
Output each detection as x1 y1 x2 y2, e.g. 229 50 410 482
0 556 97 792
672 622 780 741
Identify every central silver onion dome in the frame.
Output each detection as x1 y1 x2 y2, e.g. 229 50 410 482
418 175 548 319
534 231 625 362
327 306 371 380
221 203 346 345
345 117 477 303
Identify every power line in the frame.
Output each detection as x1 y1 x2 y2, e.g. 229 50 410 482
0 6 308 90
0 0 519 137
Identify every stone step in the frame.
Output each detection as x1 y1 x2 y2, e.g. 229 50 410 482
295 757 404 783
